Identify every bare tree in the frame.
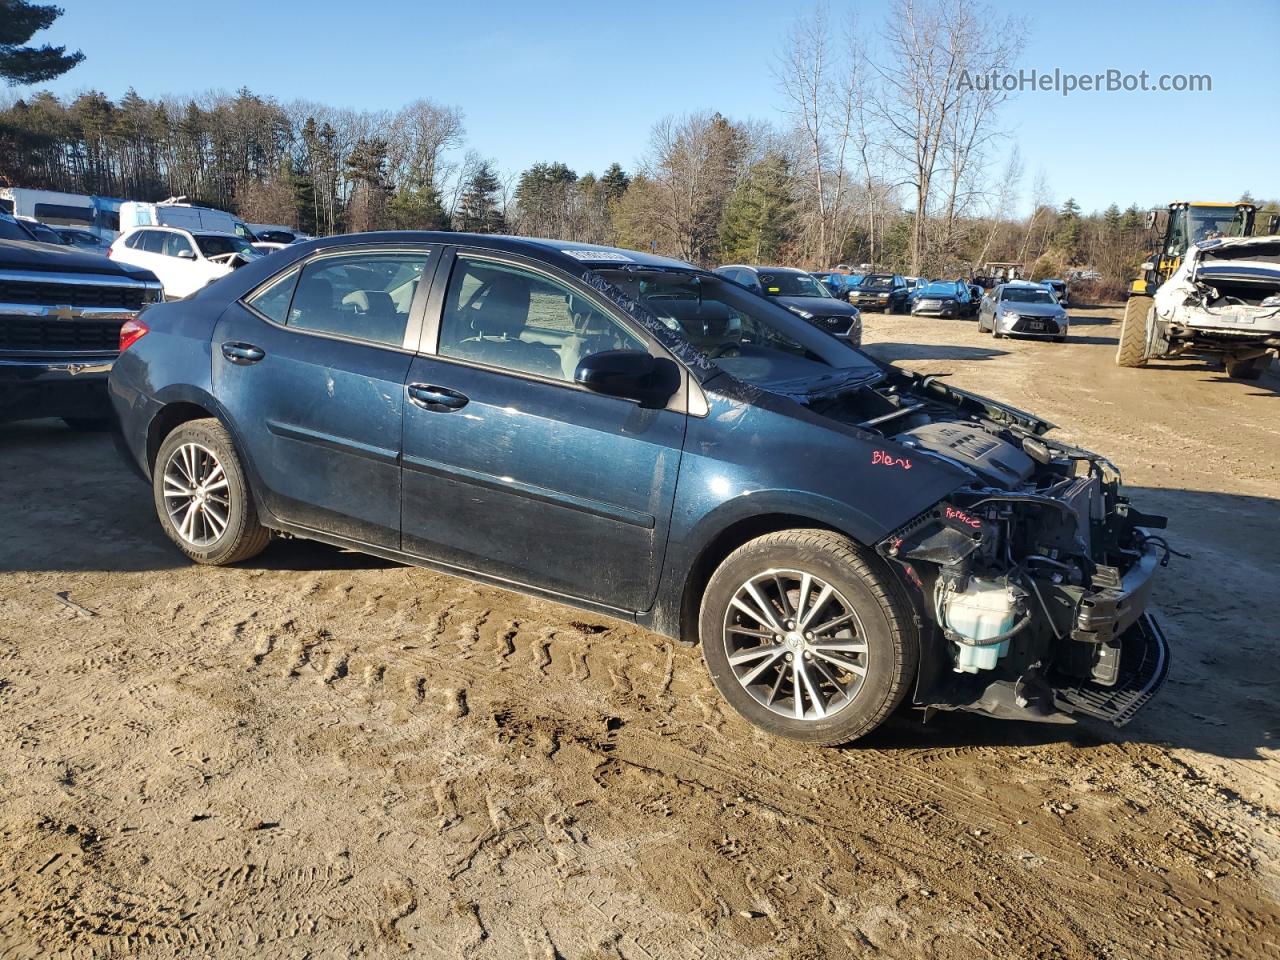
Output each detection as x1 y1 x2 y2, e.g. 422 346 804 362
972 144 1022 270
869 0 1026 272
639 111 750 265
775 5 858 268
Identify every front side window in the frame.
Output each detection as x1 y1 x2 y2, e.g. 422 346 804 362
288 251 429 347
439 257 646 382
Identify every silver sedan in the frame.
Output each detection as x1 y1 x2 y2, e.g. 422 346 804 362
977 283 1070 342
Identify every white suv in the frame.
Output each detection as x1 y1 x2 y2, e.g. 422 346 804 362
109 226 260 298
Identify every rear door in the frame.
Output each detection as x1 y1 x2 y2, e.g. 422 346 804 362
212 244 437 548
400 249 688 611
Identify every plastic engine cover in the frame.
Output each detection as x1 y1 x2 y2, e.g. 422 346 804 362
897 421 1034 489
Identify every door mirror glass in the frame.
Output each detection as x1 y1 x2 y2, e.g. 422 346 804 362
574 350 680 409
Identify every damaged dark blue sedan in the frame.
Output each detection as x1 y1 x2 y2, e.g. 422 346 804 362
109 232 1170 744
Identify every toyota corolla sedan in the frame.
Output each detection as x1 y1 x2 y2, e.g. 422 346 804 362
109 233 1169 744
978 282 1071 341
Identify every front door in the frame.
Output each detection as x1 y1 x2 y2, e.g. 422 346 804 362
401 252 687 611
212 246 435 547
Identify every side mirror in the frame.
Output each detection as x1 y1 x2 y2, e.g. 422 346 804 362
574 350 680 409
177 248 196 259
1140 261 1154 271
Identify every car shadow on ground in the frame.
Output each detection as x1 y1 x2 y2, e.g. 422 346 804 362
862 342 1009 363
1062 310 1114 327
3 425 1277 762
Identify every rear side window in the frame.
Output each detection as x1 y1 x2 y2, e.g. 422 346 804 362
287 251 431 348
246 269 299 324
163 232 193 258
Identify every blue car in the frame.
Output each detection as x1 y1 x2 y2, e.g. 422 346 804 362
109 232 1170 744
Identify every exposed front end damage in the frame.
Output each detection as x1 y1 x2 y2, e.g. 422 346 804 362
809 368 1172 727
1150 236 1280 377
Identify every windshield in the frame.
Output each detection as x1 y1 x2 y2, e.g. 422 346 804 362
860 275 894 289
756 271 831 298
1001 287 1055 304
920 283 957 296
597 269 879 389
1189 206 1249 243
195 234 257 258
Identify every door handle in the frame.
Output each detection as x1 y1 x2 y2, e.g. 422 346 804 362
221 341 266 365
407 383 469 411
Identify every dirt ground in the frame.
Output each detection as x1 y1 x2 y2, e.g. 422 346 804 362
1 304 1277 959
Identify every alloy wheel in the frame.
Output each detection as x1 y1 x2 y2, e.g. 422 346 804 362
721 569 869 721
162 442 231 546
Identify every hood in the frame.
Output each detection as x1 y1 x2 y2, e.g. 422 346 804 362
998 300 1064 318
0 239 158 281
774 295 859 315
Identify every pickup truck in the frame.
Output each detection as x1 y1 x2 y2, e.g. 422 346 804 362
1 213 163 427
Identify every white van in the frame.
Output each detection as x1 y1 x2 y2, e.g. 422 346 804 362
118 198 256 244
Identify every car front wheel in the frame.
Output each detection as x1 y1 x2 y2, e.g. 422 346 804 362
153 417 271 565
699 530 917 745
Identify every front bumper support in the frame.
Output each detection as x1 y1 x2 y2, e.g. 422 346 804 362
1052 614 1169 727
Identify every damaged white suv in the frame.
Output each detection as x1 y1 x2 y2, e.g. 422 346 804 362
1118 236 1280 379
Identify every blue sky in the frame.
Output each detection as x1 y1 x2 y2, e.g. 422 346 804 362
28 0 1280 215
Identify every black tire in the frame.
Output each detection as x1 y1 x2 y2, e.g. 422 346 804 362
62 417 112 432
699 529 917 746
1225 356 1266 380
153 417 271 565
1116 295 1152 367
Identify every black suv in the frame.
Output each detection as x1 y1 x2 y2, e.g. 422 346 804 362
1 213 163 427
714 265 862 345
850 273 910 313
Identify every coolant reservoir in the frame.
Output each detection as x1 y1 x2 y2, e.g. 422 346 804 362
941 578 1020 673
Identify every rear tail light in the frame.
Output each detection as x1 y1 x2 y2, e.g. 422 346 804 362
118 317 150 352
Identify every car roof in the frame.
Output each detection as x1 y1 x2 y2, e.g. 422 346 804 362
280 232 700 274
718 264 807 274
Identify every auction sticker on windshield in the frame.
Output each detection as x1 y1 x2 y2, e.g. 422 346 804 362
561 249 634 262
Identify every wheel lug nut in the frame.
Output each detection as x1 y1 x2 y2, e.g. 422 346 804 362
785 653 794 662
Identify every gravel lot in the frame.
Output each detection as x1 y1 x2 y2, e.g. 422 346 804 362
1 304 1277 959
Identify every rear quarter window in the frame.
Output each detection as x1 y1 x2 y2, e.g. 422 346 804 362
246 269 300 324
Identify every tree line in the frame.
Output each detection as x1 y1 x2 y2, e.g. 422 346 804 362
1 0 1272 295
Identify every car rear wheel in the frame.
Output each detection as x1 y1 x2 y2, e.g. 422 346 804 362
1116 296 1152 367
699 530 917 745
1225 356 1266 380
153 418 271 565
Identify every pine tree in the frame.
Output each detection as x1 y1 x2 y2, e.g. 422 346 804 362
1 1 84 85
719 153 796 263
455 162 505 234
599 163 630 203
